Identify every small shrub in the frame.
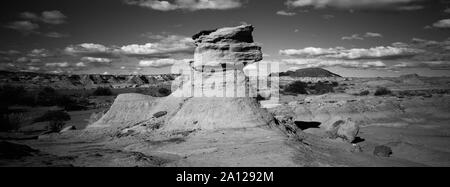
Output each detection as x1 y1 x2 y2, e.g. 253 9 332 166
374 87 392 96
33 110 71 123
313 82 334 95
92 87 113 96
331 81 339 87
358 90 370 96
158 87 171 96
48 120 65 133
284 81 308 94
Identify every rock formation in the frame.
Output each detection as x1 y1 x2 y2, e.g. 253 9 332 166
172 24 262 98
91 25 275 132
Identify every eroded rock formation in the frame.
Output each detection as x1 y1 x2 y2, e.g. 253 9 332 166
91 25 274 132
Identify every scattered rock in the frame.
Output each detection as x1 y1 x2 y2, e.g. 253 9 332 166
153 111 168 118
374 145 393 157
325 118 359 143
350 144 363 153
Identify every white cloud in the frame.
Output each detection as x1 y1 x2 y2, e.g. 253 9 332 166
64 43 117 58
342 34 363 40
342 32 383 40
285 0 423 10
45 62 70 68
280 46 420 60
124 0 243 11
364 32 383 38
432 19 450 28
121 34 194 56
276 10 297 16
139 58 188 68
4 21 39 33
20 10 67 25
45 32 70 38
16 57 29 63
283 58 386 69
397 5 424 11
41 10 67 24
28 66 40 71
76 62 87 67
81 57 112 63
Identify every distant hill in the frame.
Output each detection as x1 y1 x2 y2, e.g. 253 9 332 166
277 68 342 78
0 70 178 89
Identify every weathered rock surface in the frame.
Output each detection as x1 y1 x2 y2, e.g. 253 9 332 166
324 118 359 143
192 25 262 71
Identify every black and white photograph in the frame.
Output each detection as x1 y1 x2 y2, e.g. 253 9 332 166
1 0 450 171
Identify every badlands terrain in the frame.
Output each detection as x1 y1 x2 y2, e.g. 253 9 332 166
1 25 450 167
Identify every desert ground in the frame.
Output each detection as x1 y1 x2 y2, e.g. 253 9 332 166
1 71 449 167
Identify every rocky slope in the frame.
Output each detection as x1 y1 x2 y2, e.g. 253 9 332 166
0 71 177 89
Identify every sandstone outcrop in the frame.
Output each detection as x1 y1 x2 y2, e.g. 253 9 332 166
91 25 275 132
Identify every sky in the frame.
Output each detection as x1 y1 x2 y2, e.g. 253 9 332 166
0 0 449 77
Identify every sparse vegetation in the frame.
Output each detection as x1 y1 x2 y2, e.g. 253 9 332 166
358 90 370 96
374 87 392 96
311 81 335 95
283 81 308 95
92 87 113 96
47 120 65 133
158 87 171 96
33 110 71 123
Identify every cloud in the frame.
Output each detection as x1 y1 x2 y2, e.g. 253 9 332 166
364 32 383 38
281 46 421 60
124 0 244 11
276 10 297 16
76 62 87 67
81 57 112 63
139 58 188 68
445 8 450 14
283 58 387 69
0 50 21 55
322 14 334 19
342 34 363 40
4 21 39 33
285 0 425 10
121 34 194 57
27 49 52 58
432 19 450 28
280 37 450 70
396 5 424 11
45 62 70 68
342 32 383 40
20 10 67 25
64 43 120 58
45 32 70 38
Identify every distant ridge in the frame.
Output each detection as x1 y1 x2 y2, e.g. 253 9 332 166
277 68 342 78
0 70 178 89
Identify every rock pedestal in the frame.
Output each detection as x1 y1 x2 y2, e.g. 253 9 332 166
172 25 263 98
90 25 274 132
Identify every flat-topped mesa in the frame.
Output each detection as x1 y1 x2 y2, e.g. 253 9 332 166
192 25 263 71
